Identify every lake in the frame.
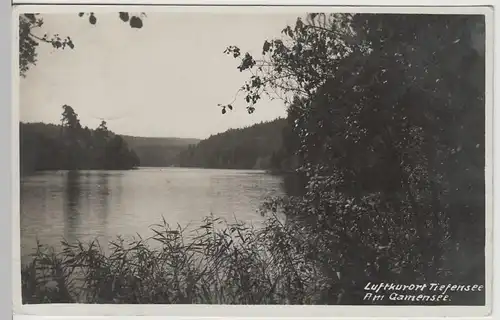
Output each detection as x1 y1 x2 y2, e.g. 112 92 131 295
20 168 285 262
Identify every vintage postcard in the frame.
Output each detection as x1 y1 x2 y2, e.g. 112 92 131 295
12 4 493 318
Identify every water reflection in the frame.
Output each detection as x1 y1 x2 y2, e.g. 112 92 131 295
61 171 116 244
96 172 110 226
63 170 81 243
21 168 285 259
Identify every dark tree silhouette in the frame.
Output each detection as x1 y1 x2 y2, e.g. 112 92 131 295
222 13 485 304
20 105 140 173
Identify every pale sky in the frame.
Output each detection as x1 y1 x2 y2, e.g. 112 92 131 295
19 12 298 139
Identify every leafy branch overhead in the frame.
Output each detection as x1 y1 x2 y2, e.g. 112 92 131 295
19 12 145 77
219 13 357 114
78 12 145 29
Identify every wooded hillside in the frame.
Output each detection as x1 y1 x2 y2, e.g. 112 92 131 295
178 118 288 170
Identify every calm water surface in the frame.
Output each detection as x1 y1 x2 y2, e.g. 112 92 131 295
20 168 284 261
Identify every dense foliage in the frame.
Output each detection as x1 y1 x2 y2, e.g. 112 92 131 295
220 13 485 304
20 105 140 173
178 118 288 170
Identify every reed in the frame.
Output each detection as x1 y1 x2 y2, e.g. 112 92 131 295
22 211 332 304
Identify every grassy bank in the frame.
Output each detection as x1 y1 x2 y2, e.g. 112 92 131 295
21 199 484 305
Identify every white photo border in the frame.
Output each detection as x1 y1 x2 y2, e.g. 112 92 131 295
9 2 496 319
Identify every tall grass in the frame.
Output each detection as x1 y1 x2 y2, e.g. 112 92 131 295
21 208 336 304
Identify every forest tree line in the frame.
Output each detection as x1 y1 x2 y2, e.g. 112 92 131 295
20 116 291 171
178 118 293 170
20 105 140 174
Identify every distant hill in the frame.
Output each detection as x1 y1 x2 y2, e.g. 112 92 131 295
121 135 200 167
20 122 200 168
178 118 288 170
122 136 200 148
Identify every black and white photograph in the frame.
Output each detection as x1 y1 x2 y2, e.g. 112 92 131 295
15 6 491 309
